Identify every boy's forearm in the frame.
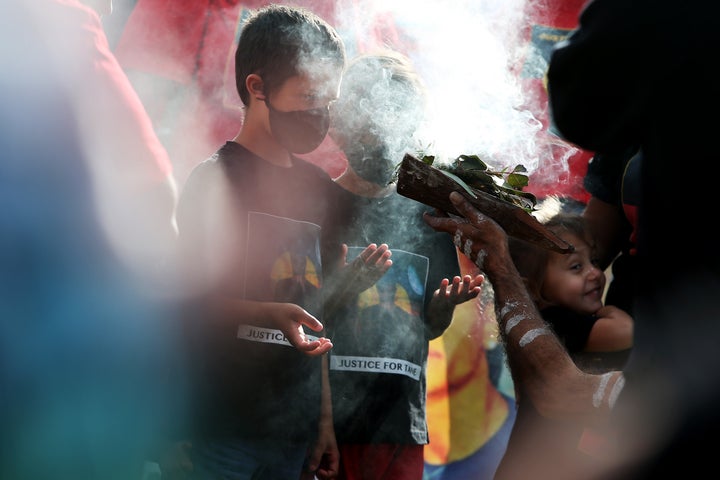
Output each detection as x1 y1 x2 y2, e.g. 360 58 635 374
425 297 455 340
204 297 261 332
317 355 336 452
320 355 333 423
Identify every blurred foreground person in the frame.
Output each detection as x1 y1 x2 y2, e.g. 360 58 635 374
548 0 720 476
0 1 187 479
25 0 179 285
581 148 641 317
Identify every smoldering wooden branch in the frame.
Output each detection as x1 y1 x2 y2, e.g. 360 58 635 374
396 153 574 254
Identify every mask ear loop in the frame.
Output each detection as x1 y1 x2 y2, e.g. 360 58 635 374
264 97 277 112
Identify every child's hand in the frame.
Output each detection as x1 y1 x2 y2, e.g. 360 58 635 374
434 274 484 306
341 243 393 293
324 243 392 317
302 417 339 480
270 303 333 356
426 274 484 339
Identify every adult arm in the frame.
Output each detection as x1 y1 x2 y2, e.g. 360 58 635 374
585 305 633 353
423 192 623 426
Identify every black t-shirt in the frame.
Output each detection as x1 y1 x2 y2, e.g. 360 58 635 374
540 305 597 354
583 148 641 314
541 306 630 373
325 183 460 444
176 142 339 443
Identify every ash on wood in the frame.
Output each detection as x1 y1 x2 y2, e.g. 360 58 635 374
396 153 574 254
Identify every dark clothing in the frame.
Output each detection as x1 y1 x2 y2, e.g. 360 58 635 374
325 186 460 444
176 142 337 444
583 148 641 314
541 306 597 353
583 148 639 209
548 0 720 476
542 306 630 373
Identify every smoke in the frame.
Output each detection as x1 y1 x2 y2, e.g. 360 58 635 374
334 0 546 173
111 0 581 187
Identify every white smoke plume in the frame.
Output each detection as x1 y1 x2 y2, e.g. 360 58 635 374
334 0 546 172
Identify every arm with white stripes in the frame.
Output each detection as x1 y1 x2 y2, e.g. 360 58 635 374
423 191 623 427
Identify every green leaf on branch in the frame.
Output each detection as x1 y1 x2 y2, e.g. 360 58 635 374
414 152 537 213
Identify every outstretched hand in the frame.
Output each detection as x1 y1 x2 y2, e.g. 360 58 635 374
434 274 484 306
425 273 484 339
324 243 392 316
271 303 333 356
342 243 393 292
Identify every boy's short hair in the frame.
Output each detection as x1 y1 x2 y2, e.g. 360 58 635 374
234 4 346 106
332 49 426 142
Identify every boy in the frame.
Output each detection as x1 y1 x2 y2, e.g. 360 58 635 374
175 5 363 479
325 50 483 479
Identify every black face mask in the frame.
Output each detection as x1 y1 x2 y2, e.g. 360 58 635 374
345 143 396 186
265 99 330 154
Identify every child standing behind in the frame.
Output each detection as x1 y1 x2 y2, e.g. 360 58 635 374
325 50 484 480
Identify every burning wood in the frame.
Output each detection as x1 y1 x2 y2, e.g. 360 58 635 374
396 153 573 254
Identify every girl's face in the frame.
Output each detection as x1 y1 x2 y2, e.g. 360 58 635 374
540 231 605 315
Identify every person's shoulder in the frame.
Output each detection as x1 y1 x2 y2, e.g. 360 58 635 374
215 141 254 163
190 147 224 172
181 145 235 190
541 305 598 349
190 142 255 174
541 305 599 335
325 175 360 202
